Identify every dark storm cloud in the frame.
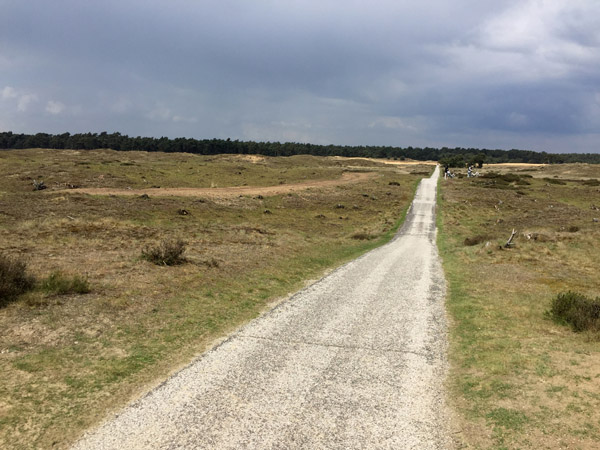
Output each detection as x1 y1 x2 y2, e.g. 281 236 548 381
1 0 599 152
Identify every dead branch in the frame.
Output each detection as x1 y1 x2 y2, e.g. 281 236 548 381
505 228 517 248
32 180 46 191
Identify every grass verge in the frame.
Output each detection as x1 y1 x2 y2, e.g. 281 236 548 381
438 164 600 449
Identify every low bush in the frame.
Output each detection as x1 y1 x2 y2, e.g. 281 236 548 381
351 231 375 240
549 291 600 332
543 177 567 185
481 171 501 179
142 239 187 266
514 178 531 186
582 178 600 186
478 172 530 188
464 235 487 246
0 254 36 307
40 271 91 295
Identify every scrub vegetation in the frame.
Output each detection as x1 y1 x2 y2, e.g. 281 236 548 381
438 163 600 449
0 253 36 306
0 148 428 449
549 291 600 333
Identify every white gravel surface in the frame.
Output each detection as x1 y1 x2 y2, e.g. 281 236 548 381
72 166 452 449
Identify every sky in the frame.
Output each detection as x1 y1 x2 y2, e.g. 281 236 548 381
1 0 599 153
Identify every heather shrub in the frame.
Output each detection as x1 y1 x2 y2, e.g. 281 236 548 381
464 235 488 246
0 253 35 307
549 291 600 332
142 239 187 266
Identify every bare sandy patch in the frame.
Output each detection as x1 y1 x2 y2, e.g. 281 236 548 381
238 154 266 163
487 163 546 167
333 156 437 166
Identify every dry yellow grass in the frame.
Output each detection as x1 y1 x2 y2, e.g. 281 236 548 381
439 164 600 449
0 148 429 449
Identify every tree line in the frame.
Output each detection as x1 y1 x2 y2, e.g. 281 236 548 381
1 131 599 165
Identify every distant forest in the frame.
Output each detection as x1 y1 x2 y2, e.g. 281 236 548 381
1 131 599 166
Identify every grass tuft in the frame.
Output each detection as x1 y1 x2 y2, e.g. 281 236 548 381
350 231 376 240
486 407 529 431
40 271 91 295
141 239 187 266
0 253 36 306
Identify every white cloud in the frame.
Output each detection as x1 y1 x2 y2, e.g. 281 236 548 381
146 103 197 123
46 100 66 115
2 86 38 112
474 0 600 78
146 104 172 121
368 116 419 132
479 1 559 52
270 120 312 130
508 112 529 128
172 115 197 123
1 86 18 99
111 97 133 114
18 94 38 112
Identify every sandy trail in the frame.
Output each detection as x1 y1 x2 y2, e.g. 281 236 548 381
332 156 438 166
72 167 452 449
64 171 375 198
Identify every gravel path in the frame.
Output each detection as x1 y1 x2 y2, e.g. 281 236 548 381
73 166 452 449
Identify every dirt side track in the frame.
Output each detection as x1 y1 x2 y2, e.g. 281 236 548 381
64 172 376 198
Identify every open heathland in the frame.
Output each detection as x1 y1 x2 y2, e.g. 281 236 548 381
0 149 430 449
438 163 600 449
